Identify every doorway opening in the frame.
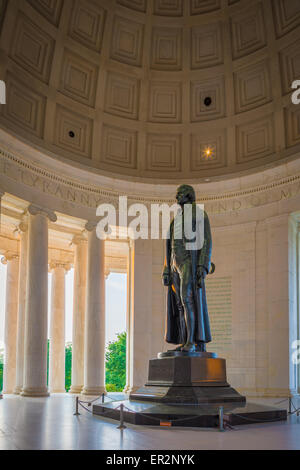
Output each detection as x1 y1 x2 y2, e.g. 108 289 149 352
105 272 127 392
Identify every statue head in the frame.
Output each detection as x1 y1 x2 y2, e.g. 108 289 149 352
176 184 196 206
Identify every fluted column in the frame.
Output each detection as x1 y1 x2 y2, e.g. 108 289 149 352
123 241 132 394
14 223 28 394
69 234 87 394
127 239 153 393
82 222 106 396
2 252 19 394
49 261 70 393
0 190 4 229
21 205 57 397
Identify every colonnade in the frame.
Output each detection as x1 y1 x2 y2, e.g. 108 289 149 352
1 202 107 397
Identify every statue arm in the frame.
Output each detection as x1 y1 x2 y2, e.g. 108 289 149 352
162 224 172 285
163 237 171 273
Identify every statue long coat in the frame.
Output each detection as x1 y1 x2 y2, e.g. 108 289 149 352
163 209 212 345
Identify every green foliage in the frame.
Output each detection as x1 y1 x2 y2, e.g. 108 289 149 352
106 383 118 392
65 342 72 392
105 332 126 392
0 332 127 394
0 342 72 393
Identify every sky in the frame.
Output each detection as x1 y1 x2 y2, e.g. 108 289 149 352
0 262 126 351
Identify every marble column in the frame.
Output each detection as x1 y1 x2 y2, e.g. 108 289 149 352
127 239 153 394
21 205 57 397
69 234 87 394
49 261 70 393
123 241 132 394
2 252 19 394
14 223 28 394
82 222 106 396
0 189 4 229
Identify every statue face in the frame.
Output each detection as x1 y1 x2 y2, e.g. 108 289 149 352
176 185 194 205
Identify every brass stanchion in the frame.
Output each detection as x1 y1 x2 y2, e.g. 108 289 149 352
219 406 224 432
73 396 80 416
117 403 127 430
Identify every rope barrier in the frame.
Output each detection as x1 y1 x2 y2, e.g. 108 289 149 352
80 402 122 418
78 402 93 414
73 393 121 417
273 397 300 416
74 395 295 430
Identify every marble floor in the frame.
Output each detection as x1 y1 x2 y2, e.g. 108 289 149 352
0 394 300 450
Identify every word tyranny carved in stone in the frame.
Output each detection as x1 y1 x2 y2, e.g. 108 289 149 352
1 153 300 214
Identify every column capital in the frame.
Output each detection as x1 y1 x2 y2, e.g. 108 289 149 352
18 221 28 233
13 221 28 238
27 204 57 223
85 220 98 232
49 260 71 272
1 251 19 264
72 232 87 245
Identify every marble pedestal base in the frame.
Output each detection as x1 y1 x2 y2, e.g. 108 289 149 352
81 386 106 396
93 400 287 427
129 354 245 404
20 388 50 397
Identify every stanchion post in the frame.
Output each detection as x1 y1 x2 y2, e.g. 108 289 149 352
102 393 105 404
73 396 80 416
117 403 127 430
219 406 224 432
288 397 292 414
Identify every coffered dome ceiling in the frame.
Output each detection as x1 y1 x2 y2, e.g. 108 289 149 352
0 0 299 182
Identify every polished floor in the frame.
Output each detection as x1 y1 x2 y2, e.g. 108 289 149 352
0 394 299 450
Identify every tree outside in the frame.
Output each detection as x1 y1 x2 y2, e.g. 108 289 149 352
0 332 127 393
105 331 126 392
65 342 72 392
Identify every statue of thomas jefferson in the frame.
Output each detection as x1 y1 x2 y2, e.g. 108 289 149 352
162 184 214 353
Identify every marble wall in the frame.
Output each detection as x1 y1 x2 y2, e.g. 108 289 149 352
133 211 300 397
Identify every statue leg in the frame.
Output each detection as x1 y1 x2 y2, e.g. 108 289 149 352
171 269 186 349
180 263 196 352
195 342 206 352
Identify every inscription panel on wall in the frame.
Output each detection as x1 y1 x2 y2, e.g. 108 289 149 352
206 276 232 354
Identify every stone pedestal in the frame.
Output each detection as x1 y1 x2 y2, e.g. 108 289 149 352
129 353 245 404
95 352 286 428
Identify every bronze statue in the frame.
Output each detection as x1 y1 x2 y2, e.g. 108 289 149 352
162 184 214 353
